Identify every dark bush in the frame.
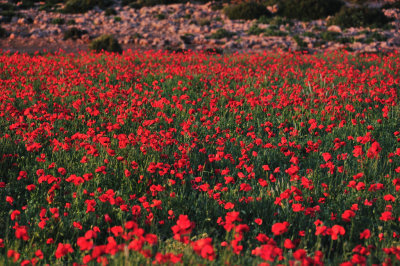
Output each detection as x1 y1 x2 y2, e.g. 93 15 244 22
63 0 112 13
89 35 123 53
278 0 343 21
105 7 117 16
0 26 8 38
293 35 307 48
209 28 235 39
0 2 17 11
67 19 76 25
122 0 187 7
328 6 391 28
382 1 400 9
224 2 271 20
63 27 88 40
0 10 21 23
51 18 65 25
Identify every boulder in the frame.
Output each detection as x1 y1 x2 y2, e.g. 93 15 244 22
327 25 341 33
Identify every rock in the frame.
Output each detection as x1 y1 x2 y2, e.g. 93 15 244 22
123 36 131 44
267 4 279 14
352 42 363 50
388 37 400 46
9 33 15 40
327 25 341 33
75 17 86 24
94 18 102 25
223 40 236 49
354 34 367 40
17 18 27 24
81 34 90 42
139 39 149 46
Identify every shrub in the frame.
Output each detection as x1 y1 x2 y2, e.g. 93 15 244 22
180 33 194 44
67 19 76 25
278 0 343 21
209 28 235 39
328 6 391 28
248 24 265 35
0 10 20 23
104 7 117 16
224 2 271 20
89 34 123 53
51 18 65 25
382 1 400 9
264 27 288 36
122 0 186 7
293 35 307 48
63 0 112 13
63 27 88 40
156 13 166 20
0 26 8 38
197 18 211 26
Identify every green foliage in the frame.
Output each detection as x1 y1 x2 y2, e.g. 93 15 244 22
293 34 307 48
66 19 76 25
122 0 187 8
263 27 288 36
247 24 265 35
329 6 391 28
209 28 235 39
156 13 166 20
260 15 293 26
362 31 388 44
63 0 112 13
278 0 343 21
248 24 288 36
224 2 271 20
319 31 354 44
197 18 211 26
89 34 123 53
51 17 65 25
63 27 88 40
0 9 20 23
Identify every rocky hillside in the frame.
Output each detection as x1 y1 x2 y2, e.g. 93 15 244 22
0 0 399 53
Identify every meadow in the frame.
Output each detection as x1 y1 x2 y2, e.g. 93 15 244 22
0 49 399 265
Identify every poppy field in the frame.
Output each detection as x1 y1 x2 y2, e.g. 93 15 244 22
0 49 399 265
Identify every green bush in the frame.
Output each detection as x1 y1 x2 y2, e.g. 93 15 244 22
328 6 391 28
293 35 307 48
278 0 343 21
209 28 235 39
51 17 65 25
67 19 76 25
0 26 8 38
89 34 123 53
63 0 112 13
248 24 265 35
63 27 88 40
224 2 271 20
122 0 186 7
